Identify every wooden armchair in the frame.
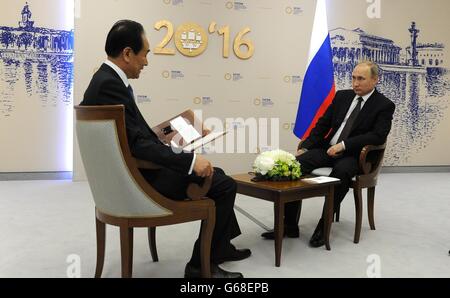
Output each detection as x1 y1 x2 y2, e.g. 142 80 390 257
75 105 215 278
302 143 386 243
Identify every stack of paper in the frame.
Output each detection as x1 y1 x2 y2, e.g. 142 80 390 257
302 176 340 184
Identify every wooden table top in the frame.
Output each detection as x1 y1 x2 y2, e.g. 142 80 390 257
232 173 340 193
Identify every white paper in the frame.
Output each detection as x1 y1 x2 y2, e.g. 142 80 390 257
170 116 201 143
170 116 189 132
178 125 201 143
302 176 340 184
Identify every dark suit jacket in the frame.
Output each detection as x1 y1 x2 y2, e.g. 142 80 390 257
300 89 395 156
81 63 194 175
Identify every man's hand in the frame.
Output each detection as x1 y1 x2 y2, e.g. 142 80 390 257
296 148 307 157
327 143 344 157
193 155 213 177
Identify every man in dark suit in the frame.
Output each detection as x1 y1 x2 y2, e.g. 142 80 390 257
81 20 250 278
262 61 395 247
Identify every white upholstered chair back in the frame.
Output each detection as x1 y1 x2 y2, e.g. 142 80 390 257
76 113 170 218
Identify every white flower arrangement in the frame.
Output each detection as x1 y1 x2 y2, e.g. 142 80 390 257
252 149 301 181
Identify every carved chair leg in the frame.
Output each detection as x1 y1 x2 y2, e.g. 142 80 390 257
120 226 134 278
367 187 376 230
200 208 215 278
148 227 159 262
95 217 106 278
353 187 363 244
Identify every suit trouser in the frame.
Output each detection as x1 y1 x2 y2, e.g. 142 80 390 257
284 148 359 226
140 167 241 266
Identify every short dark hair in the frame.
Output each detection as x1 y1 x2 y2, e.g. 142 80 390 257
105 20 145 58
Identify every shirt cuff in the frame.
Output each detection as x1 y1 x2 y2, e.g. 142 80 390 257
188 153 196 175
341 141 346 150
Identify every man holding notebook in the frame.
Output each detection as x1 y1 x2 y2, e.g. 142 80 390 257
81 20 250 278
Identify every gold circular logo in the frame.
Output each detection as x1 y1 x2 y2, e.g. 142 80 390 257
224 73 232 80
284 76 291 83
226 2 234 9
285 7 293 14
175 23 208 57
254 98 261 106
163 0 171 4
193 97 202 105
162 71 170 79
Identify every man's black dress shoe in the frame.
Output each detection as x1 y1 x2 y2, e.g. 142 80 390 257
184 263 244 278
216 244 252 264
261 226 299 240
309 218 325 248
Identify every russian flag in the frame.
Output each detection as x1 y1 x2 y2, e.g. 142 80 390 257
293 0 335 139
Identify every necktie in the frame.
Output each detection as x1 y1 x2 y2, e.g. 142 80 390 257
127 85 134 100
336 97 363 143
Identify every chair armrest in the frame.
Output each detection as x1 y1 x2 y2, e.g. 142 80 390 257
359 144 386 175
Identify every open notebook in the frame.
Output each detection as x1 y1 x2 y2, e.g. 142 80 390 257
152 110 227 152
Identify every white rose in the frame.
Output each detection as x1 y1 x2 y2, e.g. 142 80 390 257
267 149 295 165
279 151 295 165
254 155 275 175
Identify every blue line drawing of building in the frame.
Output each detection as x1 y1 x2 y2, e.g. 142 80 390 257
19 2 34 29
412 43 445 68
330 22 446 74
330 27 402 66
0 2 73 117
0 2 74 58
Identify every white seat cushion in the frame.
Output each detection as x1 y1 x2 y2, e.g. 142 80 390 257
311 167 356 181
311 167 333 177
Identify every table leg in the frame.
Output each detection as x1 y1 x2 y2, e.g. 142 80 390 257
324 186 334 250
274 198 284 267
